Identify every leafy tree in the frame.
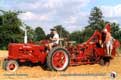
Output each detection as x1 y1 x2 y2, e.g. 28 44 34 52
34 27 46 41
0 10 23 49
83 7 121 42
70 31 83 43
26 25 35 41
88 7 105 31
110 22 121 40
82 27 94 41
54 25 70 38
82 7 105 41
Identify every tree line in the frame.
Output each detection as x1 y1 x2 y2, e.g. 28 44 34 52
0 7 121 50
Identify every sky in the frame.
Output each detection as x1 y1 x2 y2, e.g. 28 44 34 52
0 0 121 34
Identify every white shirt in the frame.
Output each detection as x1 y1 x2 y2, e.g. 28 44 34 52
53 33 59 44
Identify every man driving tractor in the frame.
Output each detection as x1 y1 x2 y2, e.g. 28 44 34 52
48 28 59 50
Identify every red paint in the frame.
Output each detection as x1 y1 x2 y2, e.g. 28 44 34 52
9 64 15 70
52 51 66 68
6 23 120 68
8 43 47 64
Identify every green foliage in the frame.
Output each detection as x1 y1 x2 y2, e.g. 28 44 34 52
70 31 83 43
70 6 121 43
54 25 70 38
88 7 104 31
80 7 105 41
0 7 121 50
34 27 46 41
110 23 121 40
0 10 46 49
26 26 35 41
82 27 94 41
0 10 23 50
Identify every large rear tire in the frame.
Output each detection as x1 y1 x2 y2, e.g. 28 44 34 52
47 47 70 71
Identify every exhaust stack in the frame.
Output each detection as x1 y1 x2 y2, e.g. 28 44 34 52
24 25 27 44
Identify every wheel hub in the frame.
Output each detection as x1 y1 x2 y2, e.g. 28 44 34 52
52 50 67 70
9 64 15 70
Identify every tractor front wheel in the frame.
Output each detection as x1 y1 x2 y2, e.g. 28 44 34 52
47 47 70 71
3 60 19 72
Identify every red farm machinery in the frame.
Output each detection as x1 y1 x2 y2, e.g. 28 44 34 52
2 24 120 71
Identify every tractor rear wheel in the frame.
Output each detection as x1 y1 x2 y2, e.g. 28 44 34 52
3 60 19 72
47 47 70 71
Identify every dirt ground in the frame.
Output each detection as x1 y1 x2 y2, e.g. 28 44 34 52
0 50 121 80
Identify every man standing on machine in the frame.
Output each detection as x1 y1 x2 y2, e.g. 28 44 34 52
103 24 114 56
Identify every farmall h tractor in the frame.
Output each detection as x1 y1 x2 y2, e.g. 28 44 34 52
2 24 120 71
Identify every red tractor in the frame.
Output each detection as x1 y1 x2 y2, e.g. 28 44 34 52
2 24 120 71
